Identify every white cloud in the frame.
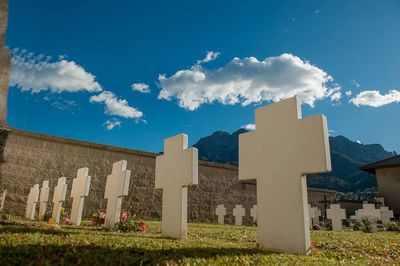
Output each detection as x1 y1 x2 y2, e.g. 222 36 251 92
158 53 340 110
330 91 342 101
197 51 220 65
10 49 102 93
90 91 143 119
351 80 360 88
345 90 352 96
131 83 150 93
356 140 362 144
314 10 320 14
242 123 255 131
328 129 336 136
104 119 122 130
350 90 400 107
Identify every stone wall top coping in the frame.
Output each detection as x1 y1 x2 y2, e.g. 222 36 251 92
1 126 239 171
307 187 337 194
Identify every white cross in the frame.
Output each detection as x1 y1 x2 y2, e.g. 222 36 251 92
52 177 67 223
104 160 131 228
327 204 346 232
239 97 331 254
250 205 257 223
0 189 7 212
70 167 91 226
38 180 49 221
355 204 381 232
308 204 320 228
233 205 245 226
155 134 198 239
25 184 39 220
380 207 394 226
215 205 226 224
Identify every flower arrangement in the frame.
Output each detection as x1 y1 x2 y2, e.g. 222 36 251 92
117 211 147 232
60 208 70 225
91 210 106 226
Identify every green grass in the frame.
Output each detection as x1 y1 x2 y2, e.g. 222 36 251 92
0 220 399 265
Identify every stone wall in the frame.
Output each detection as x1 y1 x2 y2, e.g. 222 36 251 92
0 127 336 224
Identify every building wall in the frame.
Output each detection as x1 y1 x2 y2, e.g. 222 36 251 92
376 167 400 217
0 127 335 224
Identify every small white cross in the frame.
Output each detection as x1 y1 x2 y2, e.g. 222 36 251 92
52 177 67 223
380 207 394 226
104 160 131 228
38 180 49 221
70 167 91 226
308 204 320 228
233 205 245 226
215 205 226 224
355 204 381 232
25 184 39 220
327 204 346 232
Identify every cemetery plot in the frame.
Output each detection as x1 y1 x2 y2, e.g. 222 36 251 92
0 220 399 265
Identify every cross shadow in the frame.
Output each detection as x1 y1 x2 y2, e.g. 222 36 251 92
0 244 270 265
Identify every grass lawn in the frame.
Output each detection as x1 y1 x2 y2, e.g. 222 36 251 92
1 220 399 265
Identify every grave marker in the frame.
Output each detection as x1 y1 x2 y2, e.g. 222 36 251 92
70 167 91 226
52 177 67 223
25 184 39 220
380 207 394 226
233 205 245 226
104 160 131 228
155 134 198 239
215 205 226 224
239 97 331 254
308 204 320 227
355 204 381 232
250 205 257 223
327 204 346 232
38 180 49 221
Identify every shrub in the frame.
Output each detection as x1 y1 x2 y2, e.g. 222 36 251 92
387 222 400 232
91 210 106 226
361 218 372 233
117 211 147 233
60 208 70 225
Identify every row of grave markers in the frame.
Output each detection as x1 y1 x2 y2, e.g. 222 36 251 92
21 97 336 255
215 204 257 225
307 203 394 232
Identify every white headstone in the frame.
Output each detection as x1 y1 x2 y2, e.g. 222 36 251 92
215 204 226 224
70 167 91 226
155 134 198 239
104 160 131 228
52 177 67 223
308 204 320 227
38 180 49 221
25 184 39 220
233 205 245 226
327 204 346 232
250 205 257 223
239 97 331 254
380 207 394 226
355 203 381 232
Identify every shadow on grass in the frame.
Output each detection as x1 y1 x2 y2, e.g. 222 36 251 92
0 225 79 236
0 244 269 265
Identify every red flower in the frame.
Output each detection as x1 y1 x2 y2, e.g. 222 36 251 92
139 221 147 232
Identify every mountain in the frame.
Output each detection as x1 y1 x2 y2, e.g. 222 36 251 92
193 129 397 192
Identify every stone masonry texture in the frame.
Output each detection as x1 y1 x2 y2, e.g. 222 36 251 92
0 127 335 225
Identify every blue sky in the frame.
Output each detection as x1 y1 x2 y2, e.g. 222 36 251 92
6 0 400 153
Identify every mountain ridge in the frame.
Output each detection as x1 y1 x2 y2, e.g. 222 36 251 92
193 129 397 192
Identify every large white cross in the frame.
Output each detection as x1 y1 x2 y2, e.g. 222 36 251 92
327 204 346 232
25 184 39 220
379 207 394 226
0 189 7 212
70 167 91 226
52 177 67 223
155 134 198 239
215 204 226 224
233 205 245 226
104 160 131 228
355 203 381 232
250 205 257 223
308 204 320 228
239 97 331 254
38 180 49 221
